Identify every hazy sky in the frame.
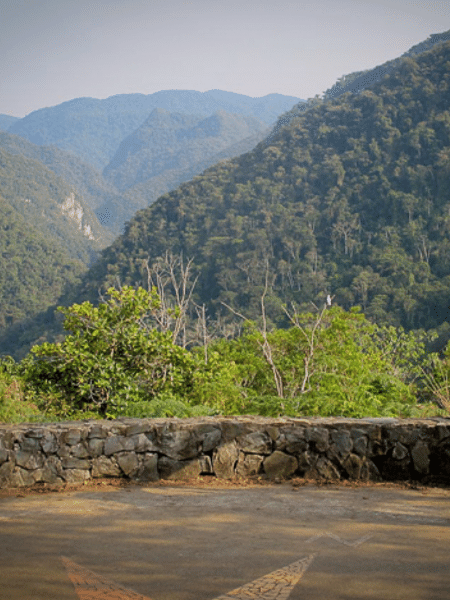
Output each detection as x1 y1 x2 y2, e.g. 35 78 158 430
1 0 450 117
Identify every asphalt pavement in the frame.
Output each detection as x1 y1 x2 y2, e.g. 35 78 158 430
0 482 449 600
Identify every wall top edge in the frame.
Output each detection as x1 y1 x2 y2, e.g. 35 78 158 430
1 415 449 432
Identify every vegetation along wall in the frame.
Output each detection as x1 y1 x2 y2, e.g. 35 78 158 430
1 416 449 489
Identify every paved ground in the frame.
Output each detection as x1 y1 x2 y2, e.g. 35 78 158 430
0 481 449 600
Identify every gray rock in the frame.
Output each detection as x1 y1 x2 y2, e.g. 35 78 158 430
202 428 222 452
213 442 239 478
21 437 40 452
263 451 298 479
306 457 340 480
158 427 200 460
62 429 82 446
64 469 90 483
87 438 104 457
159 456 203 480
297 451 315 472
56 444 71 458
9 467 36 487
360 459 381 482
133 433 157 453
236 453 264 477
343 453 363 479
238 431 272 454
92 456 121 477
25 428 45 438
15 450 44 470
330 430 353 457
306 427 330 452
87 426 108 439
61 457 91 470
137 453 159 481
278 428 307 454
352 435 368 456
392 442 409 460
0 461 14 484
411 441 430 475
396 426 421 446
117 452 139 477
125 422 153 436
40 433 58 455
0 448 8 464
199 455 213 474
40 457 64 484
71 443 90 459
104 435 135 456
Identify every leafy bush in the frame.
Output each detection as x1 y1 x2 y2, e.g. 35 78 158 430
0 357 40 423
21 286 197 418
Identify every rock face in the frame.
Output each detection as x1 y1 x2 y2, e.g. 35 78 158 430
0 417 449 489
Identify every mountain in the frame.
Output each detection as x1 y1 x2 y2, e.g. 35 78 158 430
112 124 272 233
0 131 121 235
266 29 450 144
0 193 87 328
0 115 19 130
104 108 267 190
8 91 302 170
98 109 269 229
0 146 119 351
0 147 112 264
69 38 450 336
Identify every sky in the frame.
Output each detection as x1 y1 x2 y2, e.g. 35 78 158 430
1 0 450 117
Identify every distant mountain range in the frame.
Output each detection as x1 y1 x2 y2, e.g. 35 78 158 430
1 90 301 235
5 90 302 170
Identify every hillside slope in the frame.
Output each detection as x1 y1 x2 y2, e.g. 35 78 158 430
74 40 450 333
0 194 86 328
0 148 110 264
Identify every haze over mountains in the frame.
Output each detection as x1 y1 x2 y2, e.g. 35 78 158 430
5 90 301 169
2 31 450 359
1 90 301 235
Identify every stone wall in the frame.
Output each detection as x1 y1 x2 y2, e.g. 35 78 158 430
0 416 449 489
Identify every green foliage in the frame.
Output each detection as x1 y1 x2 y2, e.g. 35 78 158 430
191 307 425 418
0 195 87 331
21 286 197 418
7 289 447 422
0 357 40 423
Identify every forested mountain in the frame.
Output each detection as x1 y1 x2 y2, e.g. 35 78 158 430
98 109 269 229
267 30 450 144
0 148 110 263
0 194 87 328
0 131 119 228
70 39 450 336
0 115 19 130
0 146 117 354
7 90 301 170
104 109 267 190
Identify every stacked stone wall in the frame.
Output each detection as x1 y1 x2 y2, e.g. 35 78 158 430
0 416 449 488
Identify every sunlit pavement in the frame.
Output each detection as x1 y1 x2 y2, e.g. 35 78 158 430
0 483 449 600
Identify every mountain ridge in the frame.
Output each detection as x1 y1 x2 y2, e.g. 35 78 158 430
8 90 302 170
